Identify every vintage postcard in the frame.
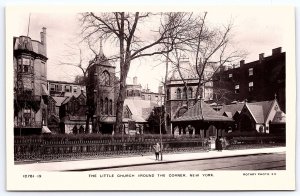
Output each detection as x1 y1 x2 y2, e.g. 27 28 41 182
6 5 295 191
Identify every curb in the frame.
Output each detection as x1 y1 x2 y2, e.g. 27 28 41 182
65 151 278 171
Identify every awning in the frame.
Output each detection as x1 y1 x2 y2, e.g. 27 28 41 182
41 84 49 96
42 126 52 134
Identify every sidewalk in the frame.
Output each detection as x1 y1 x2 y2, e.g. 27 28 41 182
14 147 286 172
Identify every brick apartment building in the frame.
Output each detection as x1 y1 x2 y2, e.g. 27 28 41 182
213 47 285 112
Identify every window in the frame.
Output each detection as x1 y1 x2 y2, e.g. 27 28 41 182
104 98 108 115
235 85 240 94
249 68 253 76
103 71 110 86
141 95 145 100
17 58 32 73
100 99 103 114
73 86 77 93
249 82 253 92
188 88 193 99
24 108 31 126
41 62 46 77
229 73 233 78
109 100 113 115
182 88 187 99
23 65 29 73
57 84 62 92
176 88 181 99
148 95 151 100
65 85 70 92
23 58 30 66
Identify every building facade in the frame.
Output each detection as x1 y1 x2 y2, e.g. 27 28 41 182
13 28 51 135
126 76 165 104
213 47 286 112
86 47 117 134
165 57 215 125
47 80 86 97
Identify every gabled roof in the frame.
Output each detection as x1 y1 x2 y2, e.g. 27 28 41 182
61 96 73 105
218 103 244 116
172 100 233 122
272 111 286 123
223 111 233 118
52 96 68 107
124 99 158 123
246 100 275 123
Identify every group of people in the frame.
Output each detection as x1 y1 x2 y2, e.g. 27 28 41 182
152 137 228 161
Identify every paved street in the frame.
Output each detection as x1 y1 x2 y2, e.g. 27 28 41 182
15 147 286 171
96 152 286 171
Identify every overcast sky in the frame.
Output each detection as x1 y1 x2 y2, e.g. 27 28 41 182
11 7 291 93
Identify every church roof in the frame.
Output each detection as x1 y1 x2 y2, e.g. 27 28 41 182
218 103 244 117
52 96 68 107
124 99 158 123
246 100 275 123
272 111 286 123
172 100 233 122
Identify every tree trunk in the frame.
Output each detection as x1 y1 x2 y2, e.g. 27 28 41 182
85 114 90 133
164 52 169 134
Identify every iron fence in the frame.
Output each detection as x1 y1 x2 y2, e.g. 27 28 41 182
14 134 285 162
14 134 207 161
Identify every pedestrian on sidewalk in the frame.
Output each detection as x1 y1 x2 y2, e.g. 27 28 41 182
216 136 223 151
153 143 161 161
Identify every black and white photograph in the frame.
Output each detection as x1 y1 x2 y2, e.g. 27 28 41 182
6 5 295 191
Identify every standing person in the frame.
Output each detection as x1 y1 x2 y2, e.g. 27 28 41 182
153 143 161 160
216 136 223 151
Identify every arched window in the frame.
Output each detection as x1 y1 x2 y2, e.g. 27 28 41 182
109 100 113 115
100 99 103 114
103 71 110 86
176 88 181 99
183 87 187 99
188 87 193 99
104 97 108 115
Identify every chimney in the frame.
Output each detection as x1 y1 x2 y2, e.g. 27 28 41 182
272 47 282 55
240 60 245 66
259 53 264 63
40 27 47 55
133 76 137 85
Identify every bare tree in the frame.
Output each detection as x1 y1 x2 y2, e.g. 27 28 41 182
80 12 196 134
165 13 246 116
